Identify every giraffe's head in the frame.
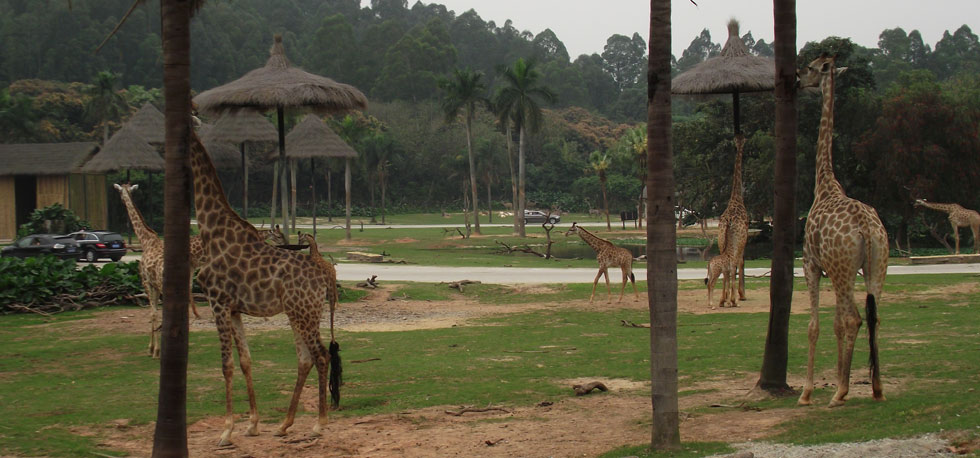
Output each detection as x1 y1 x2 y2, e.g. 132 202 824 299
913 199 928 208
564 222 580 237
113 183 139 196
734 134 746 150
265 224 287 246
798 54 847 89
296 231 315 246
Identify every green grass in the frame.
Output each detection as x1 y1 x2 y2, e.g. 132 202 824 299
0 274 977 456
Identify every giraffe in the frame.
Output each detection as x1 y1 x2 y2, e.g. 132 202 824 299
258 224 288 246
913 199 980 254
297 231 340 365
113 183 203 359
797 54 888 407
188 131 340 446
704 247 737 308
564 222 638 303
716 134 749 301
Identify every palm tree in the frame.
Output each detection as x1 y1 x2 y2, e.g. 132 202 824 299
439 68 487 234
0 89 38 142
84 71 129 144
493 58 556 237
589 152 613 231
757 0 797 393
619 126 648 228
648 0 680 449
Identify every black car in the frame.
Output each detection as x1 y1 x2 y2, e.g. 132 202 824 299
1 234 81 260
67 230 127 262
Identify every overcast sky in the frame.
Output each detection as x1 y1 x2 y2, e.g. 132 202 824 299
391 1 979 59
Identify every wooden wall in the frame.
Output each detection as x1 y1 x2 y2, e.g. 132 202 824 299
0 177 15 241
68 174 107 230
36 175 68 209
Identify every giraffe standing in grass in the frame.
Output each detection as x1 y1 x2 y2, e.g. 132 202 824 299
565 222 638 303
298 231 340 353
704 247 737 308
798 54 888 407
913 199 980 254
716 134 750 301
189 132 341 446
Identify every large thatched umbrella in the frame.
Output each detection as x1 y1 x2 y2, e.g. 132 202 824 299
672 19 775 135
203 111 277 219
126 102 166 146
278 114 358 237
194 34 367 236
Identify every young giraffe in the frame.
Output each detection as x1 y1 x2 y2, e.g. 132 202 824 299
704 249 737 308
257 224 288 246
564 222 638 303
113 183 203 359
297 231 341 383
188 131 340 446
716 134 749 301
798 54 888 407
913 199 980 254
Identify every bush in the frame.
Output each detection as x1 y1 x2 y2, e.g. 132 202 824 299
0 256 142 314
18 203 90 238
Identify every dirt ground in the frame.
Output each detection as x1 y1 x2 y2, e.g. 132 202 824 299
74 283 966 457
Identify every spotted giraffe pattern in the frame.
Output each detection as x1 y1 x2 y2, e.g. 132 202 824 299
798 55 888 408
564 222 638 303
705 245 738 308
913 200 980 254
297 232 339 343
113 183 204 359
716 134 749 301
189 131 337 446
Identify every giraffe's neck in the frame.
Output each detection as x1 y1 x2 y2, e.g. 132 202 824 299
919 201 960 214
190 131 259 237
729 139 744 205
576 226 611 253
119 191 160 248
814 70 845 200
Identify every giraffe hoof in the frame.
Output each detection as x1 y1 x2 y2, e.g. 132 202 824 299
828 399 846 408
273 428 288 437
245 424 259 436
217 438 233 447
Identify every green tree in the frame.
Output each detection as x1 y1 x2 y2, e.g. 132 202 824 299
493 58 556 237
601 32 647 91
0 89 38 142
375 18 457 101
439 67 487 234
675 28 719 73
589 151 612 230
84 70 129 143
615 125 647 227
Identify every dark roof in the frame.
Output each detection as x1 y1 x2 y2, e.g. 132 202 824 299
278 114 358 160
0 142 100 176
126 103 165 145
80 124 164 173
198 123 247 169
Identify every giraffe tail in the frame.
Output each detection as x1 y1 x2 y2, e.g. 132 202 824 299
329 340 342 408
866 293 880 383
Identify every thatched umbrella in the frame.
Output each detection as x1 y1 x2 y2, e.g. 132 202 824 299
198 123 245 170
126 102 166 146
194 34 367 237
203 111 277 219
277 114 358 236
672 19 775 135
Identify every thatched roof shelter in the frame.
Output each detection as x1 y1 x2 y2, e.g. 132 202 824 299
0 142 100 176
206 111 278 145
81 125 163 173
125 103 166 145
198 123 244 169
278 115 357 160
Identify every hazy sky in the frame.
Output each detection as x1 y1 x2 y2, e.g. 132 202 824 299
391 1 979 59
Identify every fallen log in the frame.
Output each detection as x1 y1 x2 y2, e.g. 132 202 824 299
356 275 379 288
573 381 609 396
445 405 512 416
620 319 650 328
447 279 481 292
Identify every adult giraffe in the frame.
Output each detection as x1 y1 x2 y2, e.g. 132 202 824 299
798 54 888 407
913 199 980 254
716 134 749 302
189 131 340 445
564 222 638 303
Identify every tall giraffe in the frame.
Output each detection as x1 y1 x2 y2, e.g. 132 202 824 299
113 183 202 359
798 55 888 407
716 134 749 301
189 131 340 446
913 199 980 254
564 222 638 303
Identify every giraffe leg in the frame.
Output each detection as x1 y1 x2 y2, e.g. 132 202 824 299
303 324 331 437
212 305 238 446
829 272 861 407
798 260 822 406
230 313 259 436
277 325 313 437
617 267 628 303
727 263 738 307
589 270 603 303
603 270 612 303
146 283 160 358
952 222 960 254
630 269 639 301
864 262 886 402
737 255 746 301
972 225 979 254
188 277 201 319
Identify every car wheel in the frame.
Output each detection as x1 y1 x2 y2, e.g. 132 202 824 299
523 218 529 225
110 255 123 262
84 249 96 263
548 217 557 224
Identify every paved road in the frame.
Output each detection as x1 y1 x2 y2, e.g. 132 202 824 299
102 254 980 284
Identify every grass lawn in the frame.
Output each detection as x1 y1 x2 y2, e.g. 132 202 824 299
0 274 977 456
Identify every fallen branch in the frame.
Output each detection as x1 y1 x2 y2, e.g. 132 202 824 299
493 240 545 257
503 347 576 353
351 357 381 364
356 275 379 288
485 438 505 446
444 406 512 416
620 320 650 328
573 381 609 396
446 279 481 292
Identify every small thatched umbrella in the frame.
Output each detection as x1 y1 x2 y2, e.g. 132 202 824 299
194 34 367 237
81 124 164 242
672 19 775 135
198 123 245 170
278 114 358 236
125 102 166 146
204 111 277 219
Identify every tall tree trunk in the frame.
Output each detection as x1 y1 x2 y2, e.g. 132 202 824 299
380 168 387 225
326 167 332 223
518 125 527 238
506 125 519 234
647 0 680 449
241 143 248 219
487 178 493 223
601 175 611 231
465 116 481 234
154 0 191 455
757 0 797 393
290 158 297 233
270 161 279 223
277 107 288 236
345 158 352 240
311 158 317 235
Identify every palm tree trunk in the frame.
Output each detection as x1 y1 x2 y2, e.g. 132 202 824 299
290 158 297 233
601 175 611 231
518 125 527 238
487 178 493 223
326 167 332 223
277 107 288 237
465 117 481 234
380 168 387 225
270 161 279 223
241 143 248 220
311 157 317 235
506 125 519 234
757 0 797 393
345 158 352 240
154 0 192 454
647 0 680 449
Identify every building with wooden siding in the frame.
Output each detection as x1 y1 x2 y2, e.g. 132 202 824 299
0 142 104 241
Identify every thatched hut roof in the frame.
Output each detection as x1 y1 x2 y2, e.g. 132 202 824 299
206 111 278 144
273 114 358 161
198 123 246 169
672 20 775 94
125 102 165 145
0 142 100 176
194 35 368 116
80 125 163 173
